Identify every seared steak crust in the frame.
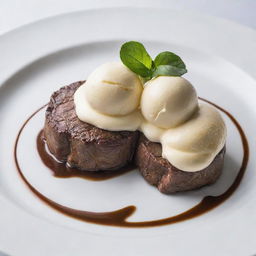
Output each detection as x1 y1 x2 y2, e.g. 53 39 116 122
44 81 139 171
135 134 225 193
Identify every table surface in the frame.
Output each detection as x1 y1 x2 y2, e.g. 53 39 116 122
0 0 256 36
0 1 255 256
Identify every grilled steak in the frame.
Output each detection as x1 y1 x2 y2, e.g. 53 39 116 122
44 81 139 171
135 134 225 193
44 81 225 192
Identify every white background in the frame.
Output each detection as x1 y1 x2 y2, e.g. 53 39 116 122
0 0 256 35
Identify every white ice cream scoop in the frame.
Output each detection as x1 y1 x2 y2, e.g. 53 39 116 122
85 62 143 116
141 76 198 128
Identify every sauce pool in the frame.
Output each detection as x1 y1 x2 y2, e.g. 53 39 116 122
37 130 136 181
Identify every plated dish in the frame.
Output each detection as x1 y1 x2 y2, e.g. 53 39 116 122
44 41 227 193
14 41 247 228
0 8 255 256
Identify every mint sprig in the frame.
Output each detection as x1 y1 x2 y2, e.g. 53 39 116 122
120 41 187 81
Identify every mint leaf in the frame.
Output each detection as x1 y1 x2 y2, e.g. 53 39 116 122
153 51 187 78
120 41 153 78
154 51 186 69
153 65 187 77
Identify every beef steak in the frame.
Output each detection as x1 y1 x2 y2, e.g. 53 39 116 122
135 134 225 193
44 81 225 193
44 81 139 171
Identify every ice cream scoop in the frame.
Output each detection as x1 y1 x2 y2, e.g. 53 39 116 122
85 62 143 116
161 103 227 171
141 76 198 128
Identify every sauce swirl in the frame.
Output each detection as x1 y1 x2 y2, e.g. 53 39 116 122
14 99 249 228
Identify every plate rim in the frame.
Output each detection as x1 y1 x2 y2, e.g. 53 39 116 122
0 7 256 256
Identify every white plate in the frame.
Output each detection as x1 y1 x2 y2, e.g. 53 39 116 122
0 7 256 256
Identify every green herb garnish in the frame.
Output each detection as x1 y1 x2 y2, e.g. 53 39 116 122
120 41 187 81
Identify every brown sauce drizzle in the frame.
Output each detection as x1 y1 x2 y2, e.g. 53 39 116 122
37 130 135 181
14 99 249 228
